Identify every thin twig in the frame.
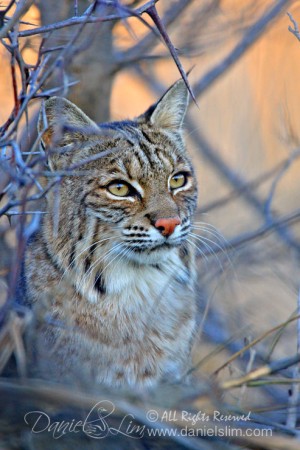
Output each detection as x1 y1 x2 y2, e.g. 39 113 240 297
146 4 195 102
221 354 300 390
287 11 300 41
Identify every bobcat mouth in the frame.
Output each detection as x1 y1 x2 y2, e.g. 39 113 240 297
129 237 185 253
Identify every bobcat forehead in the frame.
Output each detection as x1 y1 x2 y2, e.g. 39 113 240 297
24 79 198 388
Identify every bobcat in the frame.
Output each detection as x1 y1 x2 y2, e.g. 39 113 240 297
24 80 198 388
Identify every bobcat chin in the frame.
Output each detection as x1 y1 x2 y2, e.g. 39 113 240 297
23 80 198 388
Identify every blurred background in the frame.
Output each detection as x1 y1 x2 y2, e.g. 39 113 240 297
1 0 300 432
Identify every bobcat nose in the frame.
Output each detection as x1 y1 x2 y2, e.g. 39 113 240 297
154 217 181 237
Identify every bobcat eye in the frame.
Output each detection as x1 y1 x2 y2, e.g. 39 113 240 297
107 182 130 197
170 173 187 190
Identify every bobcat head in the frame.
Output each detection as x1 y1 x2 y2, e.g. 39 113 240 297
39 80 198 268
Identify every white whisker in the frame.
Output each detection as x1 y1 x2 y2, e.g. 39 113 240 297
186 238 209 266
191 225 227 246
192 221 229 243
189 232 223 271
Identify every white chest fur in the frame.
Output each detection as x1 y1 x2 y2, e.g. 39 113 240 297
74 248 191 307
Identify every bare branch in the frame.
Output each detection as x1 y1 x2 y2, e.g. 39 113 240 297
14 0 159 38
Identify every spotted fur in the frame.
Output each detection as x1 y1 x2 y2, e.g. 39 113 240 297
24 80 198 388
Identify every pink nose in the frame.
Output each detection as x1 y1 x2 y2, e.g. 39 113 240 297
154 217 181 237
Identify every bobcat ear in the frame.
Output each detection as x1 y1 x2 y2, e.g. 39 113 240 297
38 97 99 169
147 79 189 130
